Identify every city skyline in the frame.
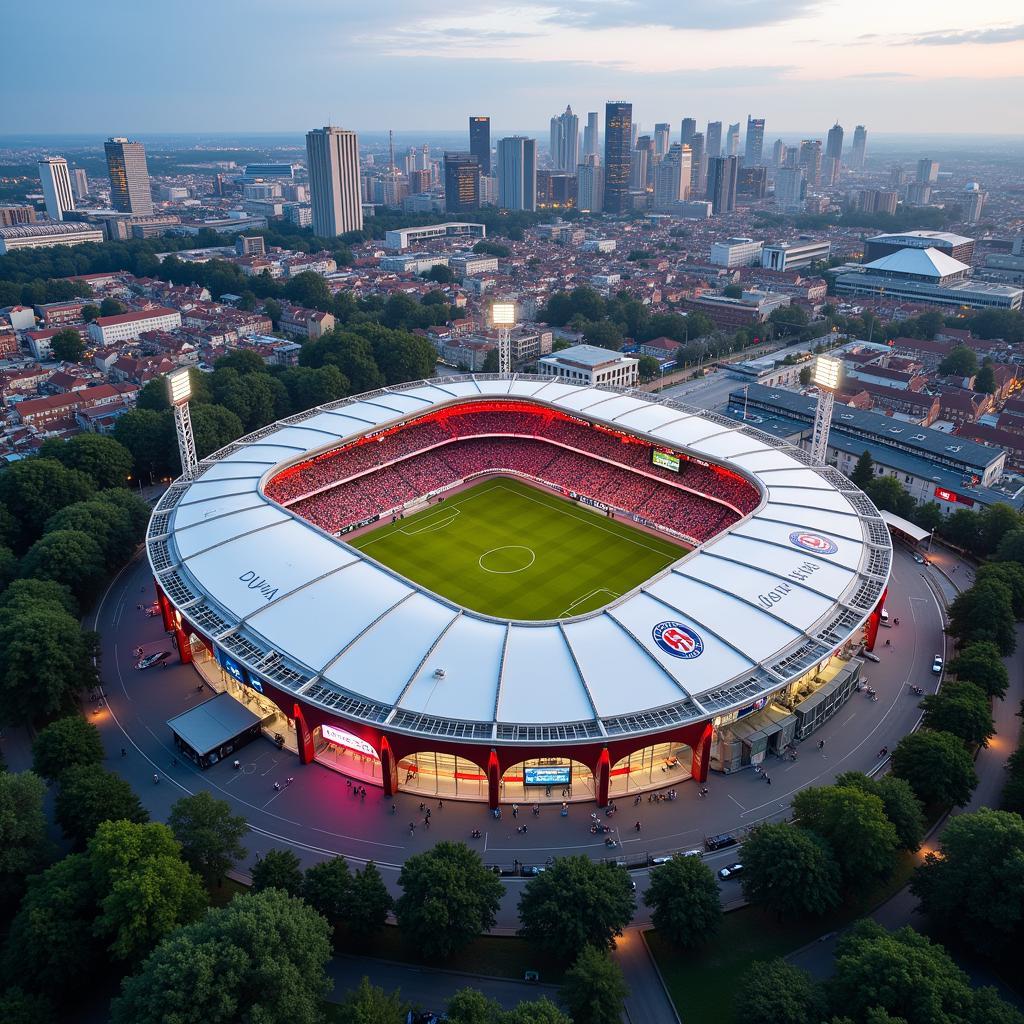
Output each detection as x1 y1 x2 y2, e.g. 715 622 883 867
3 1 1023 135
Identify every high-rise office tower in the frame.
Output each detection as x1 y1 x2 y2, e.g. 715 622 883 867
706 155 738 214
771 139 785 167
744 117 765 166
72 168 89 201
822 157 840 188
603 101 633 214
850 126 867 171
549 105 579 172
654 123 671 158
917 158 939 184
654 143 691 211
576 155 604 212
737 165 767 199
631 122 639 149
706 121 722 158
469 116 491 175
680 118 697 148
305 126 363 236
825 123 844 165
443 152 481 212
104 137 153 215
417 144 431 171
37 157 75 221
633 135 656 191
726 123 740 157
799 140 822 185
497 136 537 211
689 132 706 193
962 183 986 225
583 112 600 160
775 167 806 209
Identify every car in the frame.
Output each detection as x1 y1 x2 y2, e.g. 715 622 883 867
650 854 674 865
519 865 545 876
932 655 944 675
913 553 925 564
705 833 738 851
862 650 881 664
718 862 744 880
136 650 171 670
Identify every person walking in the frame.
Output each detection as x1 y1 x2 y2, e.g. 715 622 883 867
634 820 642 833
818 739 825 751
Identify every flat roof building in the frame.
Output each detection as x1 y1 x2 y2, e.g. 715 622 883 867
0 222 104 254
864 230 974 264
761 238 831 272
88 307 182 345
383 222 485 251
538 344 638 387
711 237 763 268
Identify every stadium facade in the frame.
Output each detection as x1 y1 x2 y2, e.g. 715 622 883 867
148 376 891 806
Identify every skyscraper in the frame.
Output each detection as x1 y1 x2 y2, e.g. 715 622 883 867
497 136 537 211
850 126 868 171
417 144 431 171
576 155 604 212
771 138 785 167
104 137 153 215
689 132 706 194
654 123 671 158
583 112 600 160
706 156 739 214
799 140 822 186
726 123 740 157
917 158 939 184
603 101 633 214
634 135 656 192
469 116 491 175
706 121 722 158
654 143 691 211
825 123 844 164
305 126 363 236
680 118 697 148
744 117 765 166
550 105 579 172
72 168 89 201
775 167 806 210
37 157 75 221
443 152 481 212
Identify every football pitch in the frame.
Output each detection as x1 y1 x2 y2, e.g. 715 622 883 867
349 478 688 620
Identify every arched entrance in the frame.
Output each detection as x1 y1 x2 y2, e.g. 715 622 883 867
392 750 490 800
500 758 595 803
609 741 694 797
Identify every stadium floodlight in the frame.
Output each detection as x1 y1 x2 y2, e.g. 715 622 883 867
812 355 842 392
490 302 516 327
490 303 516 375
167 369 198 480
167 367 192 406
810 356 842 466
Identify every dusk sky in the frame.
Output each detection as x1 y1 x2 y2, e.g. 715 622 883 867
5 0 1024 136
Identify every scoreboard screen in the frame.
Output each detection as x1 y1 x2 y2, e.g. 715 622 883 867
652 450 680 472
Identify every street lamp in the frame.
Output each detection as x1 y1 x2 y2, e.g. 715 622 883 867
490 302 516 375
810 355 842 465
166 368 198 480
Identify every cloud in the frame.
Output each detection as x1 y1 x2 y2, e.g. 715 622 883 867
901 23 1024 46
844 71 913 78
543 0 823 31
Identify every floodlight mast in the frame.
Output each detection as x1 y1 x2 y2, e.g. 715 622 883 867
810 356 841 466
167 369 199 480
490 302 516 376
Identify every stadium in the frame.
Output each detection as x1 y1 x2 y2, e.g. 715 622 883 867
147 374 892 807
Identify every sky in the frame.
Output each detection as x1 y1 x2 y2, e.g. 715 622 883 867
3 0 1023 137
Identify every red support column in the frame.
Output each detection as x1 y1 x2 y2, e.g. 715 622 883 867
292 703 314 765
487 749 501 810
155 583 174 631
174 626 193 664
595 747 611 807
864 586 888 652
691 723 713 784
379 737 398 798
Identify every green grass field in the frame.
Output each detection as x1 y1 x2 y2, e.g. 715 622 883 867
349 478 687 620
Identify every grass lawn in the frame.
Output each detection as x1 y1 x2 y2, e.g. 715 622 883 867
350 478 687 620
646 852 918 1024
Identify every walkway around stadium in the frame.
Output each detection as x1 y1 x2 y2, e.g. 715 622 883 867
91 542 948 930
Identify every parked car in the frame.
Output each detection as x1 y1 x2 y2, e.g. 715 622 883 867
705 833 738 852
718 862 744 880
136 650 170 670
862 650 881 664
932 654 944 675
519 865 545 876
913 553 925 564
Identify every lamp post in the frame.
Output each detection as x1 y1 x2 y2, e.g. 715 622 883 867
490 302 516 375
810 354 842 466
167 368 198 480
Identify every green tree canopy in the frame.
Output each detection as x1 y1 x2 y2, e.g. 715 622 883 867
947 578 1016 655
31 716 104 782
110 889 334 1024
559 946 628 1024
189 403 246 460
890 730 977 808
0 458 95 551
251 848 304 897
864 476 917 520
518 856 636 959
49 328 85 362
920 681 995 747
346 861 393 938
947 641 1009 700
395 841 504 961
54 763 148 848
113 408 175 479
643 854 722 946
45 499 136 573
277 364 350 413
735 957 824 1024
99 297 124 317
39 433 133 490
937 346 978 377
637 354 661 381
740 823 842 917
977 503 1023 556
167 791 248 886
0 771 49 912
20 528 105 605
995 528 1024 565
974 562 1024 620
851 450 875 488
332 976 407 1023
834 772 925 852
284 270 333 310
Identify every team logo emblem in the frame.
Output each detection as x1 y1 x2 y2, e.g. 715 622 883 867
652 621 704 660
789 531 838 555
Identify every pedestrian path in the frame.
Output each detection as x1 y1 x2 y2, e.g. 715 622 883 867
613 928 679 1024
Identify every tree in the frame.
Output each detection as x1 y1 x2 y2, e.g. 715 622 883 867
214 349 267 375
302 856 352 920
284 270 333 310
975 561 1024 620
87 819 207 961
978 503 1023 556
348 861 393 937
643 855 722 946
518 856 636 959
947 578 1016 655
41 433 134 490
251 848 304 897
482 348 500 373
396 841 503 961
54 763 147 848
890 730 977 807
637 355 661 381
110 889 333 1024
20 529 105 605
722 283 743 299
834 772 925 852
995 528 1024 565
278 365 350 413
113 408 175 479
424 263 455 284
942 507 982 553
740 823 841 918
31 716 104 782
505 999 572 1024
0 545 15 590
559 946 628 1024
829 920 975 1024
45 500 136 573
864 476 916 520
920 681 995 747
0 458 95 551
264 297 283 327
735 958 823 1024
581 319 624 351
937 346 977 377
333 976 407 1023
474 240 511 257
447 987 503 1024
81 303 101 322
189 403 245 460
911 808 1024 958
0 771 49 911
969 987 1024 1024
850 450 875 488
50 328 85 363
914 501 944 533
168 791 248 886
99 297 124 317
1 987 57 1024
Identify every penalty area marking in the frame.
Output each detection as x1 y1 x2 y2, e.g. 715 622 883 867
478 545 537 574
398 509 460 536
559 588 620 617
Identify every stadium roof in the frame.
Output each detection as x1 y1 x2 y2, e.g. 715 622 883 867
867 230 973 248
149 376 891 743
863 247 968 279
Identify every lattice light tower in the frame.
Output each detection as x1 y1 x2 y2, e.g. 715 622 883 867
810 355 842 466
491 301 516 375
167 368 198 480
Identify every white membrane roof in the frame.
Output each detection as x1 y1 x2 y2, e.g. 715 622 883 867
149 375 891 745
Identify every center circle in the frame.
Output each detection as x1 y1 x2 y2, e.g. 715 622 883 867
478 545 536 575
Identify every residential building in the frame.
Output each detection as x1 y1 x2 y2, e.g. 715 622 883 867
761 238 830 271
37 157 75 221
583 112 600 159
538 344 638 387
497 137 537 211
104 137 153 215
383 222 486 250
244 163 295 178
962 184 986 225
710 237 763 268
549 105 580 172
737 165 767 199
680 118 697 147
916 159 939 184
469 116 491 175
706 156 738 215
0 223 104 254
88 307 182 345
576 156 604 213
235 234 266 257
443 152 481 213
725 122 740 157
0 205 37 227
688 133 706 194
653 144 690 211
798 140 822 186
774 167 807 211
72 168 89 199
603 101 633 215
13 381 139 432
279 304 335 340
850 126 867 171
305 126 363 237
744 117 765 165
706 121 722 158
654 123 671 158
449 253 499 277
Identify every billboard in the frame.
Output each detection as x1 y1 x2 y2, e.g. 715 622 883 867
934 486 975 508
523 766 571 786
321 723 380 759
652 450 680 472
